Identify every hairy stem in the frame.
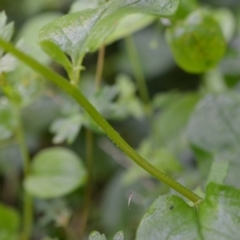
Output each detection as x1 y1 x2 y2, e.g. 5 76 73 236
0 38 202 203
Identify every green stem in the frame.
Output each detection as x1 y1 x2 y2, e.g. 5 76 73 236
125 36 152 116
14 106 32 240
0 38 201 203
79 130 93 239
79 45 105 237
95 45 105 89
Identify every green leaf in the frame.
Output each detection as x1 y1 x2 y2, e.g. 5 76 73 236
24 147 87 198
0 99 16 141
172 0 198 20
166 9 226 73
69 0 103 13
207 160 229 185
70 1 155 53
187 92 240 186
113 231 124 240
0 203 20 240
153 93 200 153
136 195 200 240
39 0 180 65
89 231 107 240
50 114 83 144
40 40 72 76
106 14 154 45
199 183 240 239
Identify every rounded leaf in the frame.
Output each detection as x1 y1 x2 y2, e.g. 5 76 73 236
24 147 86 199
136 195 200 240
0 204 19 240
166 9 226 73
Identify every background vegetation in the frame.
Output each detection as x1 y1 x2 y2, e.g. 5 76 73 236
1 0 240 239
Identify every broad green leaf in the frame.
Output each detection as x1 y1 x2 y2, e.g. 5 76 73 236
207 160 229 185
50 114 83 144
0 203 20 240
187 92 240 186
0 99 16 141
70 0 154 47
113 231 124 240
0 11 14 57
24 147 86 198
136 195 200 240
199 183 240 239
166 9 226 73
39 0 180 65
89 231 107 240
106 14 154 45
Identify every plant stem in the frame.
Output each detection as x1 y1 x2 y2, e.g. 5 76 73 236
14 107 32 240
125 36 152 116
0 38 202 203
95 45 105 89
79 130 93 239
79 44 105 237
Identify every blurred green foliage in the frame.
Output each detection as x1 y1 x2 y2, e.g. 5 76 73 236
1 0 240 239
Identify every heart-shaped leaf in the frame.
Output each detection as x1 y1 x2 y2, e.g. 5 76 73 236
24 147 87 198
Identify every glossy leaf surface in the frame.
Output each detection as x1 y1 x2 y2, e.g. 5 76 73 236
39 0 180 64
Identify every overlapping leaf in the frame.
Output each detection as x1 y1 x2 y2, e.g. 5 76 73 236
39 0 180 65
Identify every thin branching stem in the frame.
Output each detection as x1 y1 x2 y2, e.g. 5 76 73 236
0 38 202 203
14 106 32 240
